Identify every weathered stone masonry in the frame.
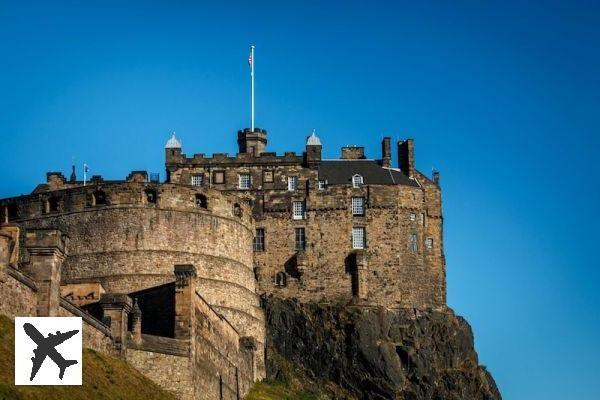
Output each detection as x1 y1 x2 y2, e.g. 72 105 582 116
0 174 264 400
165 128 446 309
1 126 446 399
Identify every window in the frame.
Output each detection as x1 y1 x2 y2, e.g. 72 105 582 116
318 180 326 191
425 237 433 250
409 233 418 253
288 176 298 191
275 272 287 287
263 170 273 183
295 227 306 250
421 213 426 227
213 171 225 184
145 189 157 204
6 203 18 221
292 201 305 220
48 197 60 213
93 190 107 205
409 213 416 221
238 174 251 189
233 203 242 217
191 175 204 187
352 227 366 249
195 194 208 209
352 197 365 216
352 174 364 188
253 228 265 252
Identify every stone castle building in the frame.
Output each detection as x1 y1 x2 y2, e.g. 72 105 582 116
0 126 445 399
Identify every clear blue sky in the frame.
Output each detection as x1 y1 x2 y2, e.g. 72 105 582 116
1 1 599 398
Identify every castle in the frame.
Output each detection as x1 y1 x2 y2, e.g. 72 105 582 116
0 127 446 399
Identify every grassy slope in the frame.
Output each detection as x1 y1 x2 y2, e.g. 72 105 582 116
245 381 320 400
0 315 176 400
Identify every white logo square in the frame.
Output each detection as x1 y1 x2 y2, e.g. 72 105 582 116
14 317 82 385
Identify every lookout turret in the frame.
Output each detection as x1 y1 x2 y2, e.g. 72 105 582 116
238 128 267 156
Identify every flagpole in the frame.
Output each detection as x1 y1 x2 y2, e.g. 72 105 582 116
250 45 255 131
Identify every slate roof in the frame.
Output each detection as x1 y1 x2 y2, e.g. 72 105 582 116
317 160 419 187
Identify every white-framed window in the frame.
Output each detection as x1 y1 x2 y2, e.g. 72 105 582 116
288 176 298 191
409 233 418 253
318 180 326 190
191 175 204 187
351 197 365 216
238 174 251 189
295 227 306 250
352 227 366 249
425 237 433 250
409 213 416 221
254 228 265 252
292 201 305 220
352 174 364 188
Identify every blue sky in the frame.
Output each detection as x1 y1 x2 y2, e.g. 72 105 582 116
1 1 599 398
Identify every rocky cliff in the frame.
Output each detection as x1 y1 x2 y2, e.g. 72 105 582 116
263 297 501 400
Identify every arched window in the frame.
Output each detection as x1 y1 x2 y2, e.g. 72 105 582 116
195 194 208 209
93 190 107 206
352 174 364 188
275 272 287 287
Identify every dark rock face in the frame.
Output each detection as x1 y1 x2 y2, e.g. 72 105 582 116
264 297 501 400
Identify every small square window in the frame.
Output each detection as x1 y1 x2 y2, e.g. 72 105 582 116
263 170 274 183
213 171 225 184
191 175 204 187
318 180 326 190
292 201 305 220
295 227 306 251
195 194 208 209
254 228 265 252
409 233 418 253
409 213 416 221
145 189 157 204
425 237 433 250
288 176 298 191
352 227 366 249
239 174 252 189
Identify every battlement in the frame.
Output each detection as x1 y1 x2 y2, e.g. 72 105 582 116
1 179 253 227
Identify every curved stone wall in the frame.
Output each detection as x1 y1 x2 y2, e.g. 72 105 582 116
1 182 265 372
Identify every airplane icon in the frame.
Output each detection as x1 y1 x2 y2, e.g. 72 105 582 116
22 323 79 381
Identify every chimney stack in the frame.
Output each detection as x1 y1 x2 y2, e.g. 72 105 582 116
397 139 415 177
341 146 365 160
381 137 391 168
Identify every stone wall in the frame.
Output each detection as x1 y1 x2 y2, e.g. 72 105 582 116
127 346 194 400
192 292 254 399
0 266 37 318
166 139 446 309
58 298 113 354
0 181 266 379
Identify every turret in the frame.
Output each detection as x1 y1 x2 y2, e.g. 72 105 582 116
305 130 322 168
238 128 267 156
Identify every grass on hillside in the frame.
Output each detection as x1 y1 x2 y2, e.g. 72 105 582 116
245 380 321 400
0 314 176 400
